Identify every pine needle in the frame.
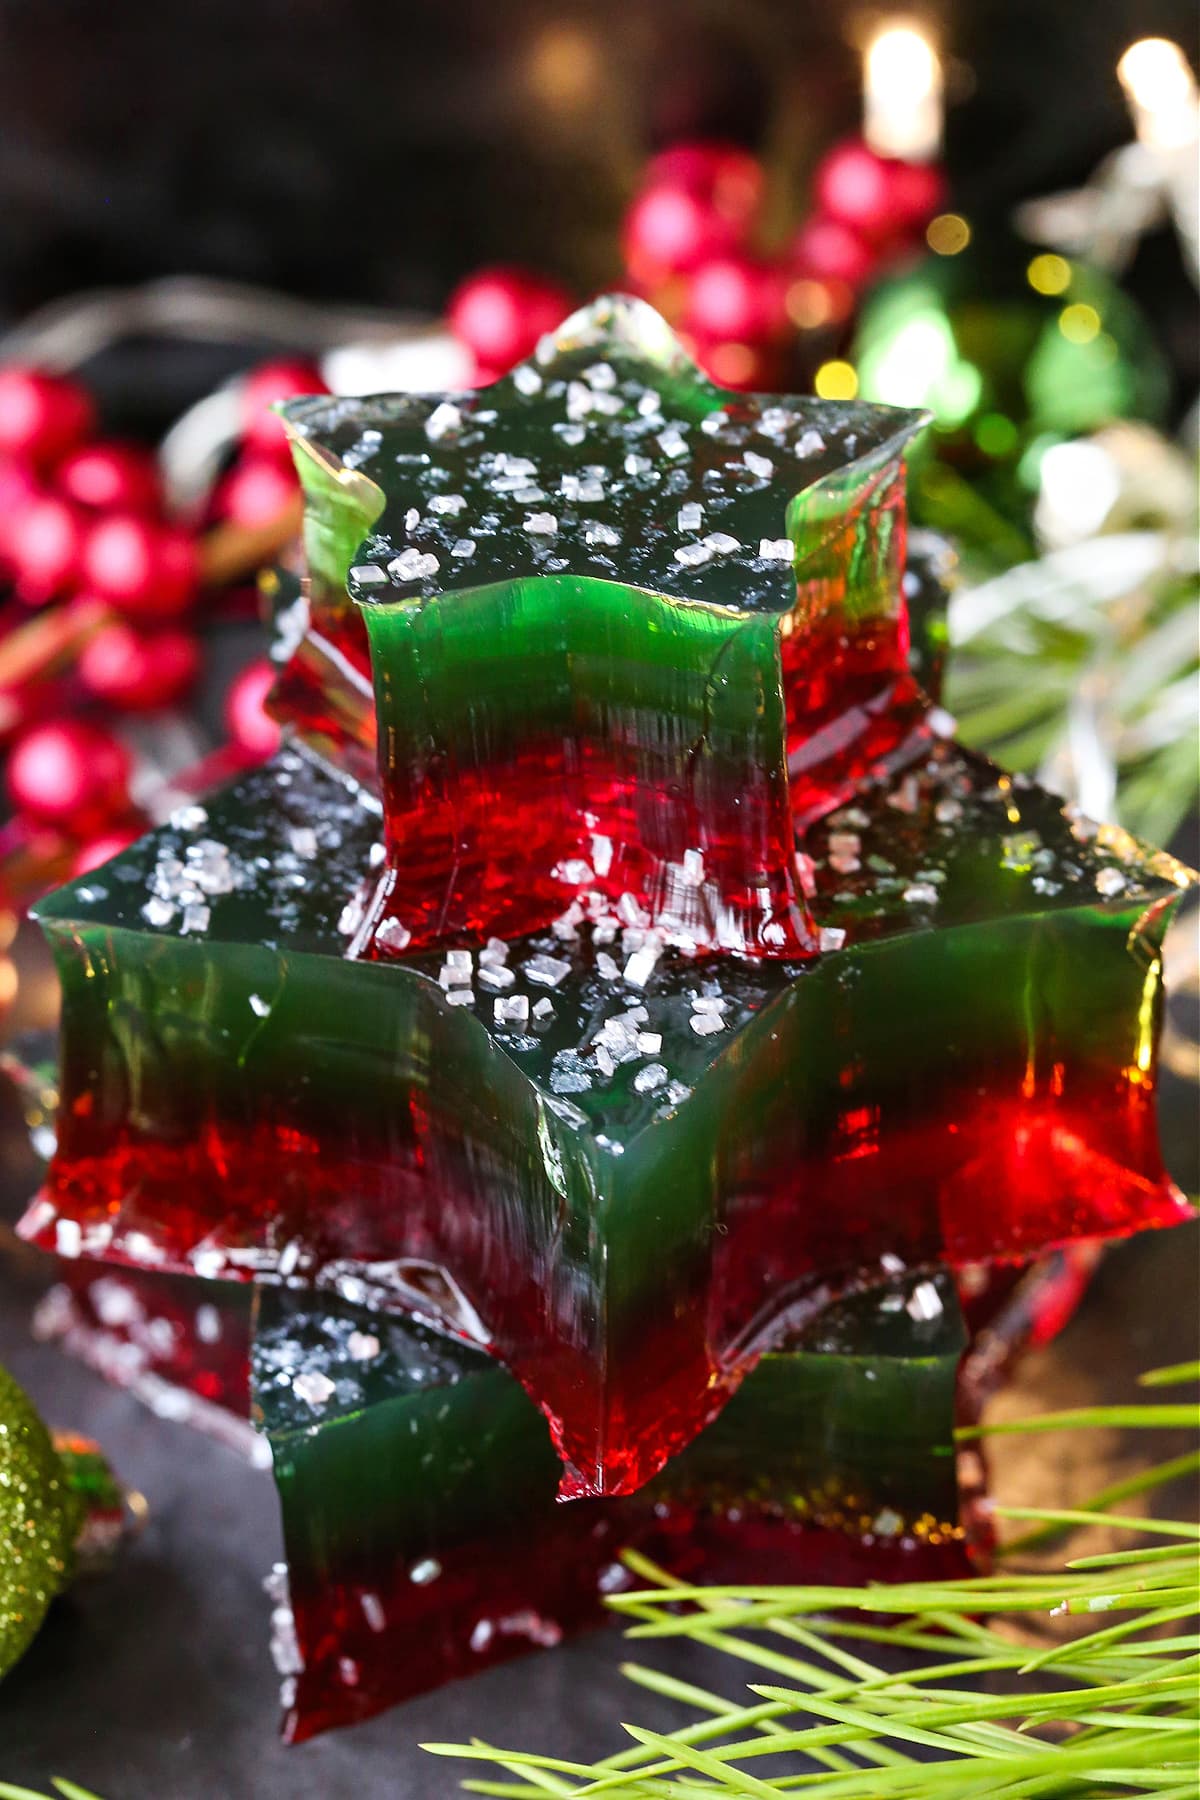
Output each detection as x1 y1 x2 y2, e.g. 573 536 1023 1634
999 1454 1200 1557
1139 1365 1200 1389
0 1787 105 1800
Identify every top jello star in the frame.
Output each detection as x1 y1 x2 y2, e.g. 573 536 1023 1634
281 295 928 958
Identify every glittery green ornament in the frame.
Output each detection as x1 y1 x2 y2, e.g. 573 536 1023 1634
0 1363 82 1680
852 237 1171 561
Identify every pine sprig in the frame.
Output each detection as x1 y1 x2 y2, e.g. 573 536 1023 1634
0 1783 105 1800
426 1364 1200 1797
947 510 1200 849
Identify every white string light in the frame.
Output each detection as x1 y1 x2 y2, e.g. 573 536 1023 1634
1118 38 1199 151
863 22 943 162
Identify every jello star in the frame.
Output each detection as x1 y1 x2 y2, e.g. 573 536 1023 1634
282 295 930 961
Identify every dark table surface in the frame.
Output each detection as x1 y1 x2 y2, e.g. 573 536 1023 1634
0 919 1195 1799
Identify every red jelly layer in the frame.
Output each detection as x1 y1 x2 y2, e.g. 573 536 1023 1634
26 743 1194 1499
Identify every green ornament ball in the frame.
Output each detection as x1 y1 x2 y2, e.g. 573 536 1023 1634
0 1362 83 1680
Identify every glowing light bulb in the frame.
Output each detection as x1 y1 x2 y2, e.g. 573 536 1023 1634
863 23 943 162
1117 38 1199 150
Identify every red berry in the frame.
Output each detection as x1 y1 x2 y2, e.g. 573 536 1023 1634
813 138 901 244
82 515 198 619
8 495 85 602
241 358 327 461
889 159 948 233
57 441 162 514
624 142 764 283
0 459 43 569
71 826 142 877
643 142 763 224
0 368 94 470
217 455 298 528
791 215 880 288
79 621 200 711
448 268 574 374
623 187 716 283
684 254 788 345
225 659 282 758
7 719 131 829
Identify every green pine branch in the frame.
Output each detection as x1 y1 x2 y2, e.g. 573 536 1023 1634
947 520 1200 848
426 1361 1200 1797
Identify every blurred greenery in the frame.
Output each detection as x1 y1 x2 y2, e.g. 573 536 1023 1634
854 244 1195 853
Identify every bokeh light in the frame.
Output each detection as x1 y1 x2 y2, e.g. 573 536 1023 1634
785 279 836 330
526 24 603 112
974 413 1019 458
1027 254 1071 296
814 360 859 400
926 214 971 256
855 296 980 425
705 342 756 386
1059 302 1101 344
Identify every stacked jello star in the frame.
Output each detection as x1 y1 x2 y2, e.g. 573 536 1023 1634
22 297 1193 1740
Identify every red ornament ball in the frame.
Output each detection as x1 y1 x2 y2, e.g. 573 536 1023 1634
7 495 85 603
447 268 574 375
56 441 162 514
791 215 879 289
71 827 142 878
7 720 131 829
226 659 282 759
241 358 328 461
81 515 198 619
0 368 94 470
218 455 298 528
79 621 201 712
684 254 787 346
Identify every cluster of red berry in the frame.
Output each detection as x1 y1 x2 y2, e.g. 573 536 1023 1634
0 358 326 893
445 137 945 391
